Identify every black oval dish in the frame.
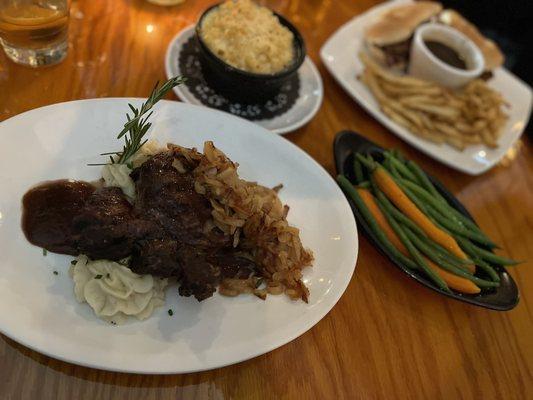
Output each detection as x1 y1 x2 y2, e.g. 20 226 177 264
195 3 306 103
334 130 519 310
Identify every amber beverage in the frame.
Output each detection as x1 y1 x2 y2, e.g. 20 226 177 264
0 0 69 66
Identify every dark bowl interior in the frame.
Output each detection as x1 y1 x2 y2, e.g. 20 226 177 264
334 130 519 311
195 3 306 102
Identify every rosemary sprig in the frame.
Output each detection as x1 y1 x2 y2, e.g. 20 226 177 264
89 76 185 166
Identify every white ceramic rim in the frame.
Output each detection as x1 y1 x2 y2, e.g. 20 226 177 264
413 23 485 78
163 26 324 135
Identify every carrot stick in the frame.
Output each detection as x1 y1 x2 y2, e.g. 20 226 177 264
357 188 409 256
425 259 480 294
358 188 480 294
373 167 470 262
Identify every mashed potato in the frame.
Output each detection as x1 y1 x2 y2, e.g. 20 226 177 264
70 255 168 324
102 139 164 200
102 163 135 199
200 0 295 74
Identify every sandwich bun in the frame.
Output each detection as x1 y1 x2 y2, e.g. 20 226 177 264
365 2 443 46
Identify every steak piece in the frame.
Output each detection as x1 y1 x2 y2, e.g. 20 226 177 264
209 252 256 279
178 248 257 301
131 151 229 249
73 187 138 260
177 246 221 301
130 151 258 300
21 180 96 255
130 238 182 278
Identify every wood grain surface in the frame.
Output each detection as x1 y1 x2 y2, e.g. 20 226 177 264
1 1 532 399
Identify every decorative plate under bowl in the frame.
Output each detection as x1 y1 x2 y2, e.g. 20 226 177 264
165 26 324 135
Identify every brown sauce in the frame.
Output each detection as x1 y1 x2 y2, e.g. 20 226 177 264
424 40 467 70
22 180 96 255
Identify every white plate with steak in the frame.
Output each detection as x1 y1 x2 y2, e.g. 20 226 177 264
0 98 357 374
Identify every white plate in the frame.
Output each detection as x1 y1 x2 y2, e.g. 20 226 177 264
320 0 532 175
165 26 324 135
0 99 357 374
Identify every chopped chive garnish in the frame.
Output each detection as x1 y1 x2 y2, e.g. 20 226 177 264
42 249 48 256
94 274 103 279
53 270 58 275
106 273 110 278
168 309 174 316
71 260 77 265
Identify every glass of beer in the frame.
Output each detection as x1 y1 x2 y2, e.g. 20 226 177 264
0 0 69 67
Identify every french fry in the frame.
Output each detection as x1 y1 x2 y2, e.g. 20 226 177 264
420 114 435 130
386 100 425 128
446 136 466 151
405 102 460 120
381 82 443 96
473 119 488 131
480 129 498 148
361 53 432 88
363 70 388 102
359 52 508 150
456 121 475 134
382 105 413 129
419 130 446 144
399 95 445 106
463 135 483 144
433 122 466 139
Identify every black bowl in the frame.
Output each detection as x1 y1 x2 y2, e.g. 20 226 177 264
195 3 306 103
334 130 519 311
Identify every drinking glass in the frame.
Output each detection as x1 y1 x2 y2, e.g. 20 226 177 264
0 0 69 67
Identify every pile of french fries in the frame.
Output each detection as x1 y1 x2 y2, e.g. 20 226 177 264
359 53 508 150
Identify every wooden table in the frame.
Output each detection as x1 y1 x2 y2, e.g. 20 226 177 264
1 1 532 398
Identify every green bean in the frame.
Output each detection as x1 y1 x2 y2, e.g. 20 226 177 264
407 229 471 273
446 203 492 242
451 206 482 230
382 157 394 176
355 153 375 170
472 256 501 282
432 223 500 281
400 179 466 221
424 205 495 247
353 157 364 184
336 175 418 270
384 152 418 182
456 237 501 281
456 236 519 266
372 185 426 238
376 196 450 292
393 155 491 243
455 239 501 282
413 229 473 268
404 228 499 288
391 149 406 163
357 181 371 189
400 178 492 239
385 158 402 180
404 213 500 286
406 160 445 202
366 154 377 167
400 179 496 248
